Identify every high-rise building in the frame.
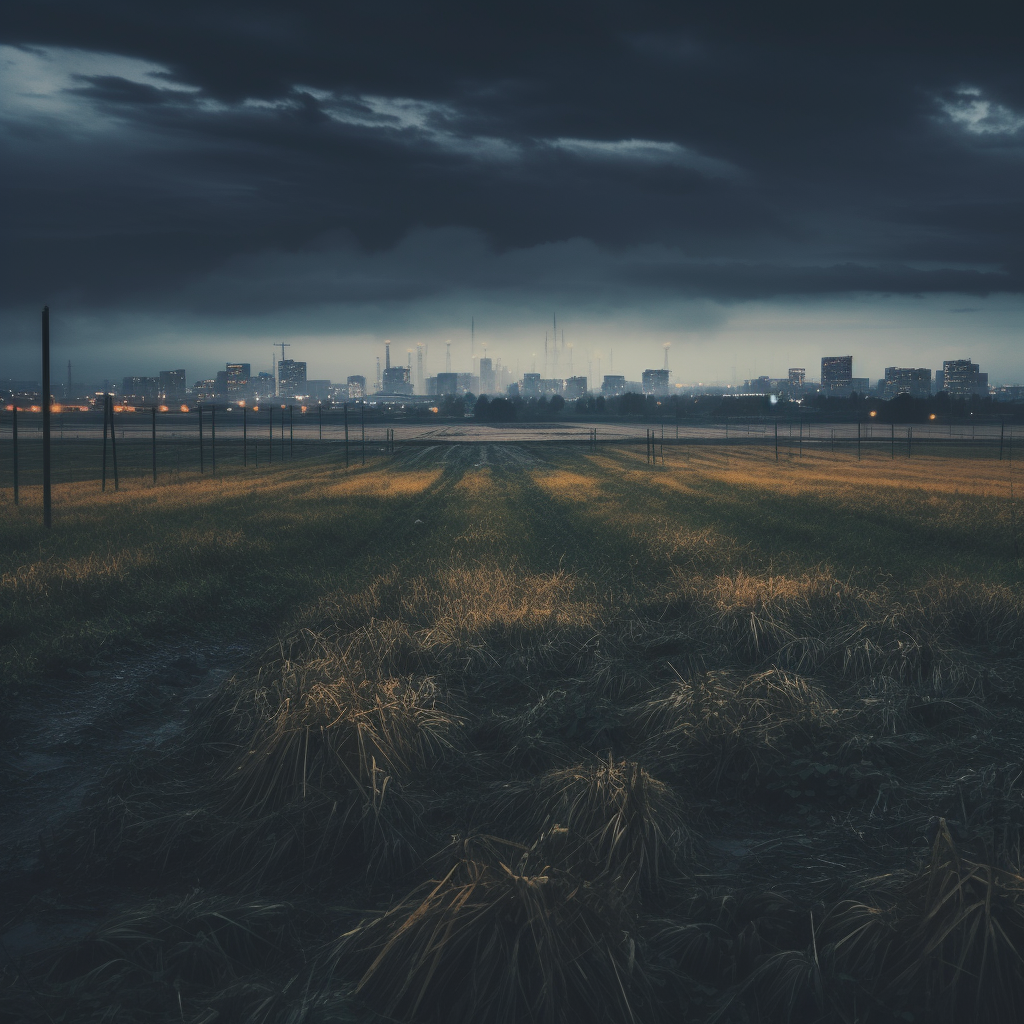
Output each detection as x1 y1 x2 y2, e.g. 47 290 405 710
382 364 412 394
564 376 588 400
601 375 627 396
159 369 187 403
457 372 478 394
278 359 307 398
788 368 806 388
225 363 250 393
522 373 541 398
253 372 275 399
436 372 459 396
882 367 932 400
642 368 671 396
122 376 159 404
478 357 496 394
941 359 988 398
821 356 853 393
347 375 366 398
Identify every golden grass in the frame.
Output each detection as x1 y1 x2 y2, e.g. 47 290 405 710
530 469 604 501
329 468 441 496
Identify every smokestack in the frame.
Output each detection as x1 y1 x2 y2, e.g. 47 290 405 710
385 340 391 370
446 340 451 373
663 342 670 371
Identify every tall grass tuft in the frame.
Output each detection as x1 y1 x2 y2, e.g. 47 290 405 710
489 757 694 890
330 838 653 1024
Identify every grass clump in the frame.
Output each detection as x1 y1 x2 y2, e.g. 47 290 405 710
331 837 653 1024
490 757 694 890
634 667 843 791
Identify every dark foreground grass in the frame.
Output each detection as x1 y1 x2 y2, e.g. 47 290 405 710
2 445 1024 1023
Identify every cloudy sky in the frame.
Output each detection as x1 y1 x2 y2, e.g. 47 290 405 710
2 1 1022 386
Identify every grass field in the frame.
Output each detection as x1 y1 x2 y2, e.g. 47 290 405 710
2 442 1024 1023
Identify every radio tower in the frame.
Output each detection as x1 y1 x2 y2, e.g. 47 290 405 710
663 342 671 370
446 340 452 372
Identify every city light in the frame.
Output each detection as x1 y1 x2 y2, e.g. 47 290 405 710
869 410 877 417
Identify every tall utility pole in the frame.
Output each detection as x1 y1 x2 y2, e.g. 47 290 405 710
42 306 51 528
471 317 474 360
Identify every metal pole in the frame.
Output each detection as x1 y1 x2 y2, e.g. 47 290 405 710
199 405 204 473
344 402 349 468
101 397 108 491
891 422 895 460
41 306 51 527
774 420 778 462
110 397 119 490
857 420 861 460
360 401 365 466
243 405 247 467
268 407 273 464
12 405 19 505
280 405 285 461
151 406 157 483
1000 421 1005 460
289 405 293 458
318 403 322 441
908 426 912 458
211 404 216 475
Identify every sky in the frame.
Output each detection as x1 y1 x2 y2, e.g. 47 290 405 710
2 1 1022 387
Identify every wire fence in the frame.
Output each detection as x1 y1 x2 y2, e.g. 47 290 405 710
1 407 1020 492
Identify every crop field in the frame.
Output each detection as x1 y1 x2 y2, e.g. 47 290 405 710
2 443 1024 1023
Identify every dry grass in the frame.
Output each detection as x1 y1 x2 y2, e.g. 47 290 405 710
5 446 1024 1024
329 837 654 1024
488 757 695 890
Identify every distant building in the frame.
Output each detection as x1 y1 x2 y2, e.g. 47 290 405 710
214 370 229 395
539 378 564 396
522 373 541 398
821 355 853 394
122 376 158 404
642 368 671 396
602 375 627 397
225 363 250 394
253 372 275 399
278 359 307 398
304 380 331 401
382 364 412 395
436 372 459 396
457 372 478 395
478 357 496 394
564 376 588 400
193 379 218 401
941 359 988 398
347 375 366 398
159 369 187 403
882 367 932 400
788 368 806 388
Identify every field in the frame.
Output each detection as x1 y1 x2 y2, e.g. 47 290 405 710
2 441 1024 1023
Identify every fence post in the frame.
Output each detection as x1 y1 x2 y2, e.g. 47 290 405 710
908 426 912 458
152 406 157 483
268 406 273 465
775 420 779 462
319 403 322 442
344 402 349 468
243 405 247 468
360 401 365 466
12 405 19 505
857 421 861 460
101 397 108 491
289 405 294 458
891 422 895 460
1000 421 1005 460
199 405 204 473
41 306 52 527
211 404 216 475
110 396 119 490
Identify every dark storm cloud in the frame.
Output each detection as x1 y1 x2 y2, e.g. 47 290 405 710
2 0 1023 317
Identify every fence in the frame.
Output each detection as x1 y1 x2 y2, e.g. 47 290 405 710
1 408 1019 498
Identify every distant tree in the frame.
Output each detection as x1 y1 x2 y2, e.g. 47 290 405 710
486 397 516 421
440 394 464 417
595 395 606 414
549 394 565 414
473 394 490 418
620 393 646 417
